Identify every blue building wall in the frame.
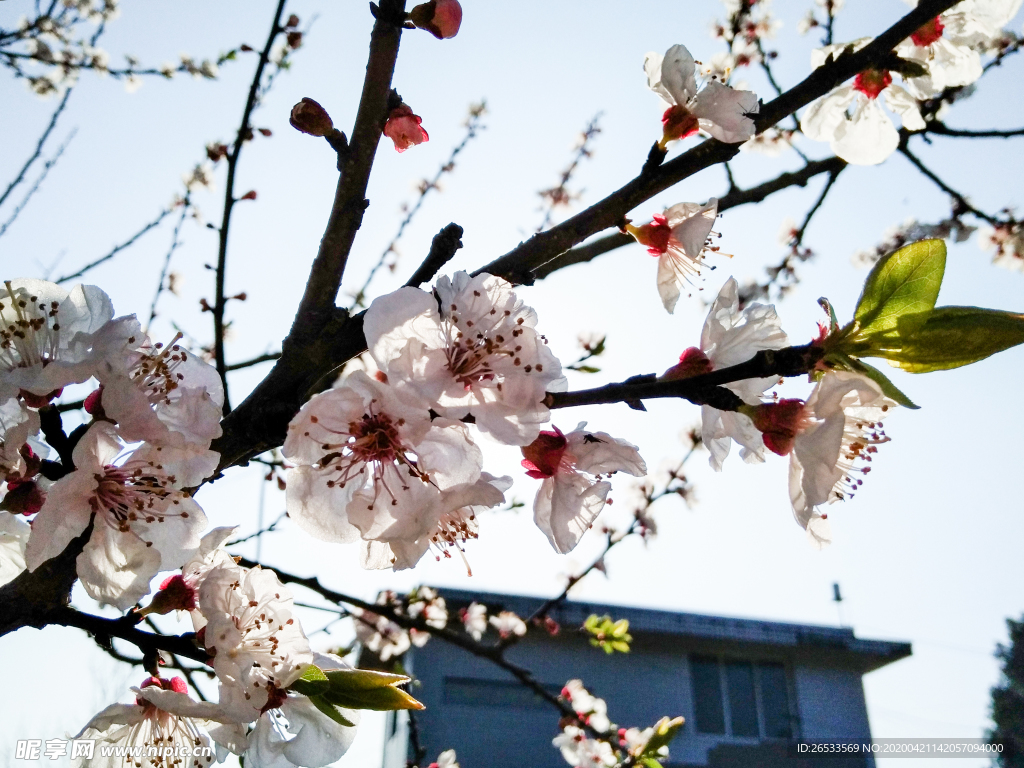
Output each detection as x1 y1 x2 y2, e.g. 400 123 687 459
376 591 909 768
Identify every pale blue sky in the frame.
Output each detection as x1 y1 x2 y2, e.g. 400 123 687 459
1 1 1023 766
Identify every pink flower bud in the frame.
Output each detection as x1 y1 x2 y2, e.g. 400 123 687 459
289 97 334 137
137 574 197 616
84 386 105 418
750 399 809 456
384 104 429 152
661 347 713 380
409 0 462 39
520 427 568 479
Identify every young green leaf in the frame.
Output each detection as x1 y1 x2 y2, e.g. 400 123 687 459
854 239 946 337
889 306 1024 372
846 358 919 410
322 669 425 711
288 664 330 696
308 694 357 727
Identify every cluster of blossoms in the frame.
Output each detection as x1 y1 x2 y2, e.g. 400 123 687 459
801 0 1021 164
354 587 449 660
554 680 676 768
710 0 783 78
283 269 647 569
0 280 223 605
78 527 367 768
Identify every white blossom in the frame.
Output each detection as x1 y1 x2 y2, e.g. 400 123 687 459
662 278 788 471
523 424 646 554
460 602 488 640
198 563 314 721
0 397 39 483
284 371 483 552
553 726 617 768
364 272 565 445
0 512 30 587
800 40 924 165
645 44 759 145
789 372 896 548
74 676 240 768
625 200 719 314
0 279 135 404
358 473 510 572
25 422 207 610
96 332 223 485
489 610 527 638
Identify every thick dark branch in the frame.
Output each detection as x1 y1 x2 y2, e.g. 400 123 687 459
55 205 174 284
48 606 210 664
289 0 406 336
214 0 289 413
533 156 847 279
475 0 959 286
546 344 822 412
0 86 73 210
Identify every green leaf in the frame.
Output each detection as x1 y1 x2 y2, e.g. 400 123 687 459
854 239 946 337
818 297 840 332
846 358 919 410
322 669 425 711
887 306 1024 372
289 664 330 696
309 694 357 727
644 716 685 755
572 365 601 374
640 758 664 768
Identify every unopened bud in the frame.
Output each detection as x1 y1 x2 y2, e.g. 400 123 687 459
408 0 462 39
137 574 197 616
384 104 429 152
661 347 713 380
285 14 300 28
289 97 334 137
84 386 105 418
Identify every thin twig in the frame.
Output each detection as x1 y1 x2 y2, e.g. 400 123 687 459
55 205 174 284
0 86 73 210
898 141 1000 225
793 166 843 246
226 511 287 546
145 197 191 332
213 0 290 413
225 351 282 371
535 112 602 233
0 128 76 240
144 617 210 701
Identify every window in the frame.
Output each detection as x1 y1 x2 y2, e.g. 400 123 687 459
689 656 796 739
691 656 725 734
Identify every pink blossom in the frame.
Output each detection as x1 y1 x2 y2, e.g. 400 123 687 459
384 104 429 152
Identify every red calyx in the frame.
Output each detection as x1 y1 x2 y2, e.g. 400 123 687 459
853 69 892 100
662 104 700 141
751 399 808 456
911 16 944 47
521 427 568 479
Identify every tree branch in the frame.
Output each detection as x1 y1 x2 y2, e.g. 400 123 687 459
47 605 210 664
546 344 822 412
213 0 290 413
146 197 191 332
532 156 847 279
0 86 73 210
55 205 175 284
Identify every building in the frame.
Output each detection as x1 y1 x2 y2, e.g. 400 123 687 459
379 589 911 768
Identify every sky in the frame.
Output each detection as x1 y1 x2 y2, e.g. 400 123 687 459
1 1 1023 767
